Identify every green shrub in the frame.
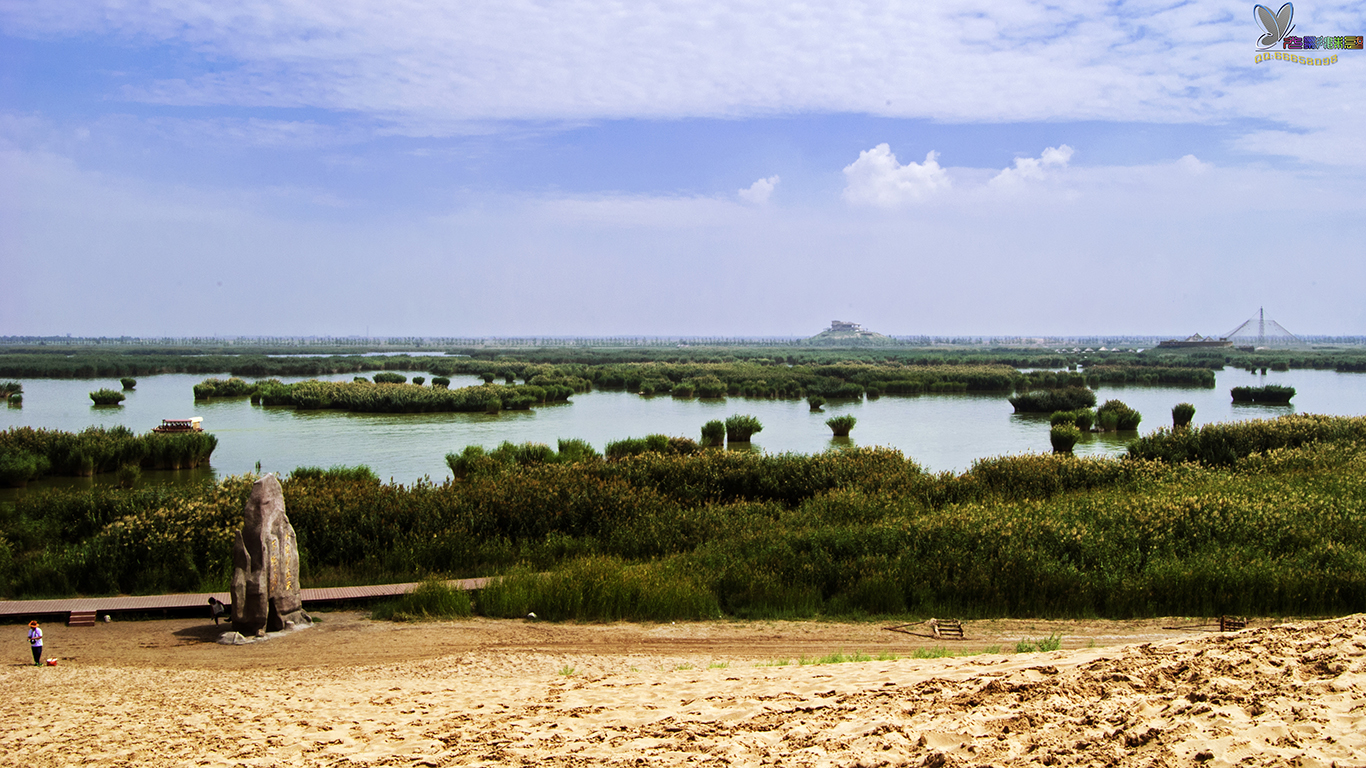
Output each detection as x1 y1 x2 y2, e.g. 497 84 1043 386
1173 403 1196 429
807 395 826 412
431 376 451 388
1050 424 1081 453
89 389 125 406
0 381 21 399
826 415 856 437
120 377 137 390
373 372 407 384
412 376 425 386
725 414 763 443
701 420 726 447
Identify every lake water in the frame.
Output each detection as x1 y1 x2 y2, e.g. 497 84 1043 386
3 368 1365 493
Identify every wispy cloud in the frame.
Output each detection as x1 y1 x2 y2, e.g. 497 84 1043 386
990 145 1074 187
738 175 779 204
4 0 1363 159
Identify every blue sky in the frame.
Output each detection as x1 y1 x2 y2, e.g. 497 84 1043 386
2 0 1364 338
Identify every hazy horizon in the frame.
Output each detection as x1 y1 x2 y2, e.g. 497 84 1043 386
4 2 1364 338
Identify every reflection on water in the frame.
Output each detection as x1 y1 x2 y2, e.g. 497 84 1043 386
1 368 1364 491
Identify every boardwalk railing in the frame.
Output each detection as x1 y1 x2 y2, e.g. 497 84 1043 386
0 577 490 626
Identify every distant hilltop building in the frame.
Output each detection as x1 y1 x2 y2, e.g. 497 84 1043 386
807 320 891 346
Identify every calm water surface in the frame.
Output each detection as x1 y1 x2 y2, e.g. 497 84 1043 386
3 368 1364 492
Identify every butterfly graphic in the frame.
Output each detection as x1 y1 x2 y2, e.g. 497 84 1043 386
1254 3 1295 50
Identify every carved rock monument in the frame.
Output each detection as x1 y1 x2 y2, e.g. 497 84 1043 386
231 474 309 636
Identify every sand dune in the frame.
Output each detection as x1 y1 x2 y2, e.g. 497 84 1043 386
5 614 1364 766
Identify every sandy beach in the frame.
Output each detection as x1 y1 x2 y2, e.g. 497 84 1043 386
4 612 1365 767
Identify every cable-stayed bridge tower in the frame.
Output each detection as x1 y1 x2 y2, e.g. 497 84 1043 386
1224 307 1299 347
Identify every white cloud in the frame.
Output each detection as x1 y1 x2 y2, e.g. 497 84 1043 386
3 0 1363 162
738 175 778 204
842 145 950 207
990 144 1074 187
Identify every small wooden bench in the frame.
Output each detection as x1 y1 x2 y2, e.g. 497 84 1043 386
1219 615 1247 632
68 610 97 627
935 618 964 639
884 618 965 640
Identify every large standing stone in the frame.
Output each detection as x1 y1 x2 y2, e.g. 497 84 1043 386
231 474 309 636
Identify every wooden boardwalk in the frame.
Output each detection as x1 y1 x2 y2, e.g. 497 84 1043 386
0 577 491 625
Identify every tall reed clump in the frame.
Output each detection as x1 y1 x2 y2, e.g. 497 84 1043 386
373 372 407 384
446 439 606 479
605 435 700 459
725 414 764 443
256 379 556 414
1049 424 1082 454
194 377 257 399
1096 400 1142 431
1128 413 1366 466
412 377 425 386
701 420 726 447
1049 409 1095 432
477 557 720 622
371 578 473 621
1231 385 1296 404
826 415 856 437
1172 403 1196 429
89 388 125 406
290 465 381 483
0 381 21 400
0 449 49 486
431 376 451 389
1008 387 1096 413
807 395 826 412
0 425 218 485
556 438 602 463
120 377 137 390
